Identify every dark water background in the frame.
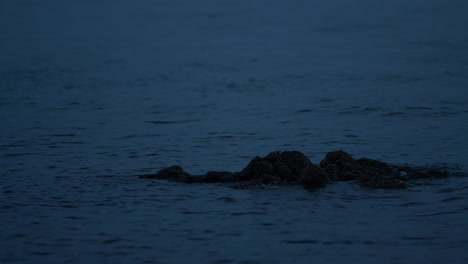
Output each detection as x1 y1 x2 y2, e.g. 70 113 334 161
1 0 468 263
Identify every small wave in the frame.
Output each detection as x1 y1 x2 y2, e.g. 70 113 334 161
231 211 267 216
282 239 318 244
399 201 427 207
400 236 445 241
214 197 237 203
440 197 464 202
148 120 200 124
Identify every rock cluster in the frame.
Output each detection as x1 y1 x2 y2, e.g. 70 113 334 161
140 150 448 189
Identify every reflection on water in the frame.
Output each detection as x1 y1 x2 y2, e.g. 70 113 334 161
1 0 468 263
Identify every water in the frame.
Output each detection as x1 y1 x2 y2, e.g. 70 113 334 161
1 0 468 263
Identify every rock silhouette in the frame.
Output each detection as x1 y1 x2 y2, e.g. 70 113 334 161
140 150 449 189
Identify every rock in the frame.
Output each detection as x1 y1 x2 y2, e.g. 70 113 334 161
318 151 408 189
140 150 452 190
139 165 193 182
356 158 395 176
264 151 314 181
239 156 281 182
407 168 449 179
299 164 329 188
354 157 401 186
197 171 239 183
240 151 313 182
319 151 360 181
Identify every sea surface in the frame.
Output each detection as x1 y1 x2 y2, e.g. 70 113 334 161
1 0 468 263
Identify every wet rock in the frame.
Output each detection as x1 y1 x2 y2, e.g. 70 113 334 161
354 158 403 188
319 151 360 181
197 171 239 183
407 168 449 179
393 165 449 180
239 151 313 182
318 151 409 188
140 150 452 190
299 164 329 188
238 156 281 182
356 158 395 176
139 165 192 182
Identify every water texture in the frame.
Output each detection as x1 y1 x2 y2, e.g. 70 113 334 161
1 0 468 263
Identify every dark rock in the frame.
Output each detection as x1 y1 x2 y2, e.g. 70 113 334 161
319 151 360 181
139 165 192 182
140 150 452 190
299 164 329 188
240 151 313 182
239 156 281 182
356 158 395 176
354 157 401 187
427 169 449 178
407 168 449 179
197 171 239 183
265 151 314 180
318 151 409 189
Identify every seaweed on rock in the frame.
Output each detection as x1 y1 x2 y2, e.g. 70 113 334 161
140 150 449 189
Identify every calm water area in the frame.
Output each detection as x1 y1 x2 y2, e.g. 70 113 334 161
1 0 468 263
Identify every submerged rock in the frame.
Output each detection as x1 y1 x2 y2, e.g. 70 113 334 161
139 150 451 190
140 165 193 182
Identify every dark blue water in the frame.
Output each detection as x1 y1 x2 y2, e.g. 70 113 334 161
1 0 468 263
